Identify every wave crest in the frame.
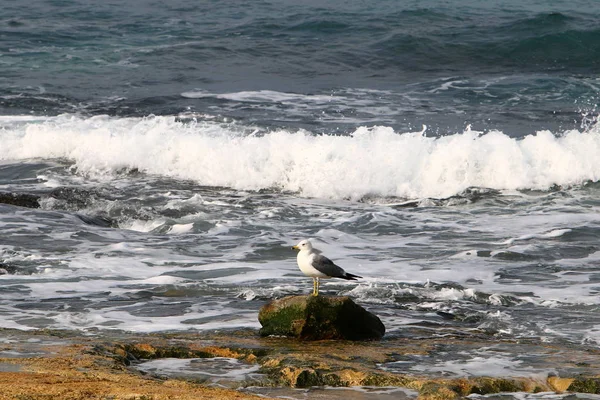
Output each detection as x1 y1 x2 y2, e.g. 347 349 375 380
1 115 599 200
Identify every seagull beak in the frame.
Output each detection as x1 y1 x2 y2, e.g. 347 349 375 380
291 245 299 250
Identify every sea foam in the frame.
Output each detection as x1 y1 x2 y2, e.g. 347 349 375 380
1 115 599 200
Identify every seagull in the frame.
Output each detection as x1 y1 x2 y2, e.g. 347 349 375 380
291 239 361 296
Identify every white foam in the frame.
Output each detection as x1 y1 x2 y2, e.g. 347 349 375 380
408 350 549 378
181 89 336 103
124 218 166 232
168 223 194 235
1 115 600 200
0 317 38 331
165 194 205 209
495 228 572 245
137 357 260 380
138 275 185 285
0 115 49 123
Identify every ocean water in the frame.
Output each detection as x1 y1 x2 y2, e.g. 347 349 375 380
2 0 600 394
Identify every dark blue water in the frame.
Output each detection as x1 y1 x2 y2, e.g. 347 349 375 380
1 0 599 135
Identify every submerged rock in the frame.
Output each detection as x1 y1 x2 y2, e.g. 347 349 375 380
0 192 40 208
258 295 385 340
0 262 18 275
75 213 118 228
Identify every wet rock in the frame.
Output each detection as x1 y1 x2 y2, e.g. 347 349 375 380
0 192 40 208
5 328 600 399
120 342 249 363
49 187 95 209
258 295 385 340
0 262 18 275
568 378 600 394
293 368 343 388
76 214 118 228
420 382 460 400
0 336 261 400
470 377 526 394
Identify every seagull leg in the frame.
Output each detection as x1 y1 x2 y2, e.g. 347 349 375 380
315 277 320 296
312 278 316 296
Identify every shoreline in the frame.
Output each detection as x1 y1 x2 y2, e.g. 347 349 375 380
0 329 266 400
1 327 599 399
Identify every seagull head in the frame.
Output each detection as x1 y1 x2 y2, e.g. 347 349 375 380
291 239 313 252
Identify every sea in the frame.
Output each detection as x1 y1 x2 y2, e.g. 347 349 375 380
1 0 600 397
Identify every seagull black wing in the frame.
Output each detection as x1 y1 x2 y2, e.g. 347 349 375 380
312 254 361 280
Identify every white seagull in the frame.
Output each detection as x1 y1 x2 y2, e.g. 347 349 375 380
291 239 361 296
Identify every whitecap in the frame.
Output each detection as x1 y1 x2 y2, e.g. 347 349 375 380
1 115 600 200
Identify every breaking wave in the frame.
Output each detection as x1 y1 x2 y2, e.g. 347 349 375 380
1 114 600 200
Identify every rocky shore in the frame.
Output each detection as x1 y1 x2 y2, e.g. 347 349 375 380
0 329 262 400
1 195 599 398
1 325 599 400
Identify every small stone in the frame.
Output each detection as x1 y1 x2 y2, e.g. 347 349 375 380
258 295 385 340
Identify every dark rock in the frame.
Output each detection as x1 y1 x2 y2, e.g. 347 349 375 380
258 295 385 340
295 369 343 388
76 214 118 228
49 187 95 209
0 192 40 208
0 262 18 275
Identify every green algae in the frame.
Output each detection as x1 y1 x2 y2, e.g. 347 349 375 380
258 295 385 340
470 377 526 394
259 302 306 337
568 378 600 394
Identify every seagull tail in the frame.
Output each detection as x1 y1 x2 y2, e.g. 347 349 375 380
342 272 361 280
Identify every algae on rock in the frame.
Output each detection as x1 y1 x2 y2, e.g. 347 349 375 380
258 295 385 340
